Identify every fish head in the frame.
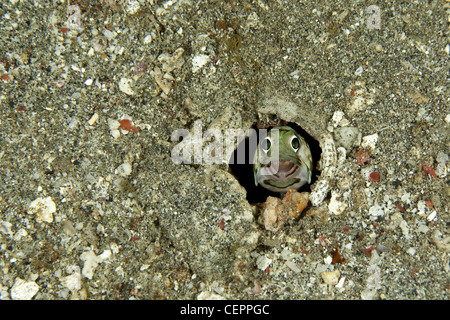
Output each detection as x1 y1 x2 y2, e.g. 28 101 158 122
253 126 313 193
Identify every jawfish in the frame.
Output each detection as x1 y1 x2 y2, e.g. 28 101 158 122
253 126 313 194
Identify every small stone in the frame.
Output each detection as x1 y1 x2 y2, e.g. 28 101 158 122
125 0 140 15
369 171 380 182
261 190 309 232
374 44 383 52
336 147 347 164
417 200 426 215
118 77 135 95
110 242 120 254
427 210 437 221
80 249 111 279
87 113 99 126
285 260 301 273
369 203 385 218
417 223 429 234
355 66 364 75
84 78 93 86
80 251 99 279
28 196 56 223
431 230 450 252
335 276 346 289
143 34 152 44
261 196 283 232
334 126 362 150
197 291 226 300
192 54 210 73
331 110 344 128
321 270 340 285
256 255 271 271
361 133 379 151
328 190 347 215
111 129 120 139
323 255 333 265
10 278 39 300
108 119 120 130
108 119 121 139
436 152 449 177
158 48 185 72
0 220 13 235
60 265 82 292
153 67 172 95
116 162 132 177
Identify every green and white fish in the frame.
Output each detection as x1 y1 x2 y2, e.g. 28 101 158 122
253 126 313 193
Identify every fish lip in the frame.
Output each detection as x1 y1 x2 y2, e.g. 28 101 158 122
260 160 300 178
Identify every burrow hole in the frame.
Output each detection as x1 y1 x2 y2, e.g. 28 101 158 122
228 122 322 204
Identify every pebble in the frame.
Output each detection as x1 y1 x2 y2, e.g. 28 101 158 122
427 210 437 221
143 34 152 44
336 147 347 164
0 220 13 235
334 126 362 150
108 118 121 139
355 66 364 76
87 112 99 126
436 152 449 177
328 190 347 215
330 110 345 128
10 278 39 300
406 247 416 256
285 260 301 273
158 48 185 72
256 255 272 271
116 162 132 177
321 270 340 285
197 291 226 300
60 265 82 292
125 0 141 15
153 67 173 95
192 54 211 73
417 223 429 234
68 118 79 130
28 196 56 223
335 277 346 289
118 77 135 95
361 133 379 151
80 249 111 279
261 191 309 232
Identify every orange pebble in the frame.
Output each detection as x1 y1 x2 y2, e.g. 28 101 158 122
119 119 139 133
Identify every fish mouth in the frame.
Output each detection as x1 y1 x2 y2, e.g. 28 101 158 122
260 160 300 179
258 160 309 192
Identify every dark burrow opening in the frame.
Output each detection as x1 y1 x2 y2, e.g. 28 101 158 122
228 122 322 204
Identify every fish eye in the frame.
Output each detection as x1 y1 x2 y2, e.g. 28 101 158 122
261 137 272 153
290 135 300 151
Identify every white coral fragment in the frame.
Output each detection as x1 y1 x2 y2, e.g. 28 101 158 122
192 54 211 73
28 196 56 223
310 179 331 207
